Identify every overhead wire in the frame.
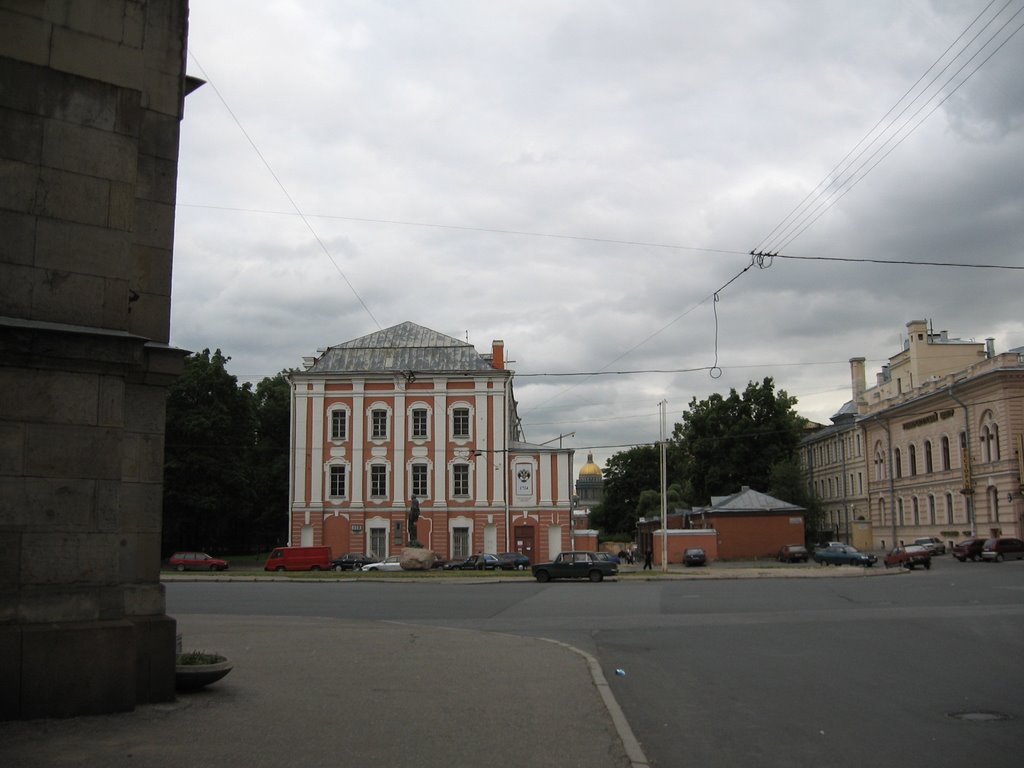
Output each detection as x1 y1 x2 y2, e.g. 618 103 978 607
186 51 381 330
754 0 1024 253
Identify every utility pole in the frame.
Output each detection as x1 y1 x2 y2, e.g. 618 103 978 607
659 400 668 572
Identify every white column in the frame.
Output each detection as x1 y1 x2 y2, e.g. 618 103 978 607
351 381 365 507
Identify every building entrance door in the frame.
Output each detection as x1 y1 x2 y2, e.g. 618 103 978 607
514 525 535 561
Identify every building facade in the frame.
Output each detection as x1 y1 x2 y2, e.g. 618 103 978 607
288 322 575 564
801 320 1024 551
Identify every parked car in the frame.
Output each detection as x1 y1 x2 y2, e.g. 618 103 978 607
496 552 531 570
812 544 877 567
981 537 1024 562
777 544 809 563
883 545 932 570
360 554 403 572
168 552 229 572
952 538 987 562
913 536 947 555
683 548 707 567
444 553 500 570
331 552 378 571
264 546 331 571
532 551 618 583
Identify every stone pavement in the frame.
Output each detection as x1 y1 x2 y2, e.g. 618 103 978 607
0 614 644 768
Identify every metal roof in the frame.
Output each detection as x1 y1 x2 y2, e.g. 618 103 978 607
706 486 804 514
308 321 498 374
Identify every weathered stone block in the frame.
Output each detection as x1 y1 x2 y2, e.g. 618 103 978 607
25 423 121 479
0 209 37 266
126 290 170 343
18 584 101 622
135 153 178 204
34 217 129 280
0 158 39 214
34 166 110 226
20 477 98 530
0 531 20 592
123 583 165 617
138 108 179 160
108 180 135 231
128 243 172 295
0 7 51 67
98 375 126 427
0 106 43 164
0 367 98 423
131 613 176 705
119 481 164 533
63 0 132 43
20 621 137 717
132 198 174 250
101 274 131 328
0 422 24 475
0 263 34 316
42 118 138 182
50 25 142 91
400 547 436 570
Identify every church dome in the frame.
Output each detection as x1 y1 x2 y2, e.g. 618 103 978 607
578 452 602 478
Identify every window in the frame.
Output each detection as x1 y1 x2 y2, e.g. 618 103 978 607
941 436 951 470
370 465 387 498
928 495 936 525
909 444 917 476
370 527 387 559
452 527 470 559
924 441 933 473
945 493 954 524
912 497 920 526
411 463 428 497
411 408 428 439
453 464 470 496
329 465 346 498
330 410 347 441
371 409 388 439
897 498 904 526
894 448 902 479
452 407 470 439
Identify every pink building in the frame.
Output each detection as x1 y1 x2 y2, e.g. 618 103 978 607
288 322 575 563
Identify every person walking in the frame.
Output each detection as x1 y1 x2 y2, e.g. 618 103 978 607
643 549 653 570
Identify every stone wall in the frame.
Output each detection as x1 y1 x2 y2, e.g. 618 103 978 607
0 0 190 719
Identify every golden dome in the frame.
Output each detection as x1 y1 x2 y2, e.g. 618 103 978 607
579 452 602 478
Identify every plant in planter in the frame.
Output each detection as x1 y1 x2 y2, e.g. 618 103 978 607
175 650 233 691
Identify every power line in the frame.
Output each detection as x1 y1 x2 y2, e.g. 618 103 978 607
186 51 381 330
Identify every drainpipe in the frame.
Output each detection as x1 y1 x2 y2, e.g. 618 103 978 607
948 384 976 537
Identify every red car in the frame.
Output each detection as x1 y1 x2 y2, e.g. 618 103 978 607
883 545 931 570
169 552 229 572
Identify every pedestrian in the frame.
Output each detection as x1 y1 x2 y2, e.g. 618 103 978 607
643 549 653 570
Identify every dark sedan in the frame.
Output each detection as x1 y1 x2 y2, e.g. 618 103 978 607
444 553 500 570
812 544 877 567
331 552 378 571
683 548 707 567
496 552 530 570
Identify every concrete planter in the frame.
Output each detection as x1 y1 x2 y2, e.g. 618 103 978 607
175 654 233 691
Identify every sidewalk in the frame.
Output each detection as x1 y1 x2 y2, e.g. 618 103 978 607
0 614 640 768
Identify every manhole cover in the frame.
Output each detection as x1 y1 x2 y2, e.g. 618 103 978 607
948 711 1013 722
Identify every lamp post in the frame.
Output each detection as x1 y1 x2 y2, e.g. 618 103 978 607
659 399 668 572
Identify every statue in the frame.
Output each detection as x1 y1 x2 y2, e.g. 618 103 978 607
407 496 422 547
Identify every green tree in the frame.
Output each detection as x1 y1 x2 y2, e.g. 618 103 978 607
591 444 685 534
162 349 255 555
250 372 292 551
674 377 806 503
768 457 822 543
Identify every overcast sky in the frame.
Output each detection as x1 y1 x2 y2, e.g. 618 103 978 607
174 1 1024 471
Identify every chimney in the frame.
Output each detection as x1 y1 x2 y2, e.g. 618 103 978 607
849 357 866 403
986 338 995 358
491 340 504 370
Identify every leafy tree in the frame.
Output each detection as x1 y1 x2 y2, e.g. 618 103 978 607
162 349 256 555
250 372 292 552
591 444 685 534
674 377 806 504
769 458 824 543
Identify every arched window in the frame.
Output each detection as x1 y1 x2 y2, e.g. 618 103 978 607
909 444 917 476
980 412 1000 462
928 495 936 525
894 448 903 479
912 497 920 526
878 497 887 526
874 447 886 481
923 441 933 474
945 493 954 525
897 498 905 527
989 486 1000 523
941 436 951 470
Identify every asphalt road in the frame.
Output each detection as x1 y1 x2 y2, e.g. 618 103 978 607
167 557 1024 767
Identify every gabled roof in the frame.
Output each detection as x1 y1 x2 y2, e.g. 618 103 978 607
705 486 804 514
308 321 498 374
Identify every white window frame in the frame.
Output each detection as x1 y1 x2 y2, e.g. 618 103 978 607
328 405 350 442
409 404 431 441
451 462 471 498
367 402 392 442
410 461 430 498
327 462 348 499
449 402 472 442
368 461 390 500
